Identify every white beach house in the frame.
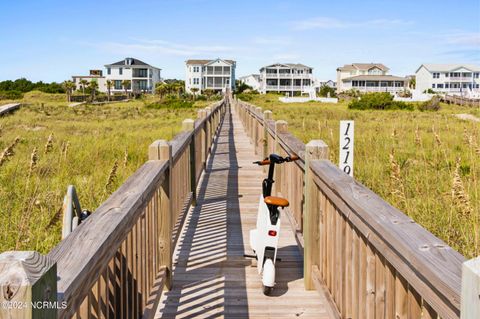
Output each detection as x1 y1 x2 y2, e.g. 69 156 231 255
259 63 313 95
238 74 261 91
415 64 480 95
104 58 161 93
336 63 407 94
185 59 236 94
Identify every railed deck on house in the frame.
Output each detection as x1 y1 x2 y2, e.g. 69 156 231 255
0 94 478 319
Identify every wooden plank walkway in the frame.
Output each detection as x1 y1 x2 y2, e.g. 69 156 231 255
0 103 21 116
155 105 336 318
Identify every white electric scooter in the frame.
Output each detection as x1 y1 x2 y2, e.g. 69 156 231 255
246 153 299 295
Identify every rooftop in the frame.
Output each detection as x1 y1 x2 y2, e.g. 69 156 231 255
260 63 313 70
417 63 480 72
105 57 161 69
337 63 389 72
186 59 236 65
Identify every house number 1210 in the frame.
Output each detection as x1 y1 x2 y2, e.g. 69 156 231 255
339 121 354 177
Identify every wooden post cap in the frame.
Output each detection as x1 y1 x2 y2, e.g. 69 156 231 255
306 140 329 160
0 251 57 317
197 109 207 119
255 107 262 114
182 119 194 131
263 110 272 120
275 120 288 134
149 140 171 161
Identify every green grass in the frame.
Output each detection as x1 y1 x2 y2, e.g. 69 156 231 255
245 93 479 258
0 92 206 253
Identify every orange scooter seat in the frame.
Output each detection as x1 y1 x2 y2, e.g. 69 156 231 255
264 196 289 208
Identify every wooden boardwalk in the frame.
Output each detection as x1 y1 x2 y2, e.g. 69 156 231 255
0 103 20 116
155 106 336 318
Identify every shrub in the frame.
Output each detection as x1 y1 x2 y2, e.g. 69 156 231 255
237 93 253 101
418 96 441 111
318 85 337 97
145 97 194 109
0 90 23 100
348 92 413 110
423 88 437 94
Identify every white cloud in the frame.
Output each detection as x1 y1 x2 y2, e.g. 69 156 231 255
272 53 300 61
88 38 237 57
292 17 413 30
253 36 292 45
446 32 480 46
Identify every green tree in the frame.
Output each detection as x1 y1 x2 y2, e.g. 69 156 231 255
88 80 99 101
62 80 76 102
122 80 131 96
155 82 169 99
79 79 88 96
190 88 199 100
106 80 113 101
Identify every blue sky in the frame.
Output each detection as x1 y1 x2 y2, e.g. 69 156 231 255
0 0 479 82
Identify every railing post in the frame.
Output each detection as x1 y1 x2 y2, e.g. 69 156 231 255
0 251 57 318
274 120 288 195
148 140 173 290
182 119 196 206
205 107 212 152
197 109 207 170
303 140 329 290
254 107 262 154
461 256 480 318
263 110 272 160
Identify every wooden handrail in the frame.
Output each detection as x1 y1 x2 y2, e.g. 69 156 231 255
309 159 464 318
49 160 169 317
0 97 228 318
232 97 473 319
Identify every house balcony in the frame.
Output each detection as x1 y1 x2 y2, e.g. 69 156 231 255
265 85 308 91
204 71 231 76
446 77 473 81
353 86 404 93
264 73 313 79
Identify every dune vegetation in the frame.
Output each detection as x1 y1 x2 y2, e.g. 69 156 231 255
241 93 479 258
0 91 205 253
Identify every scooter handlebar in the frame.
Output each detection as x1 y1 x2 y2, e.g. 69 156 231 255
253 159 270 165
253 154 299 165
286 155 300 162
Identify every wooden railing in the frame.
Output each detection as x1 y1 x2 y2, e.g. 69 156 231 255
233 97 478 319
0 98 227 318
442 95 480 108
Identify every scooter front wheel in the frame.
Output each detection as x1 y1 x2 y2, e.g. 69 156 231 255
263 285 273 296
262 258 275 295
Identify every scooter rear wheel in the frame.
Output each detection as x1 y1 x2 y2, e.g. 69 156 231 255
263 285 273 296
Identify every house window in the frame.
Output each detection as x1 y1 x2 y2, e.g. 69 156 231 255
119 68 123 75
474 73 479 78
138 80 148 90
476 84 479 88
432 84 436 88
114 80 122 90
437 84 444 88
193 66 200 72
444 73 449 77
107 68 111 75
193 78 200 85
445 84 449 88
433 73 440 79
